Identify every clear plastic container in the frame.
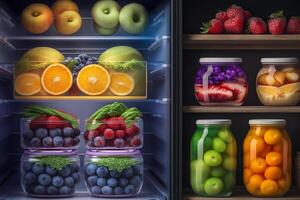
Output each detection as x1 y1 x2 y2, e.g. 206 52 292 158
84 150 143 197
21 150 80 197
195 58 248 106
84 118 143 150
243 119 292 197
190 119 237 197
21 118 80 150
257 58 300 106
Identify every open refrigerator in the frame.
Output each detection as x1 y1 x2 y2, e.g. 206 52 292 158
0 0 177 199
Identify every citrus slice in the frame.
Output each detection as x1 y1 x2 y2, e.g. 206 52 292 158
15 73 41 96
41 63 73 95
76 64 110 95
109 72 135 96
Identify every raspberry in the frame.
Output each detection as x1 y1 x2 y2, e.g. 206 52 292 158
130 136 142 147
94 136 105 147
103 129 115 140
97 124 108 134
126 124 140 136
107 117 120 130
115 130 126 138
88 130 99 141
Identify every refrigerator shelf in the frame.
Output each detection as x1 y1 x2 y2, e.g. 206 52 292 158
183 106 300 113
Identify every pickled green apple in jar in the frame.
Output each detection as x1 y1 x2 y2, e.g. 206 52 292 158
190 119 237 197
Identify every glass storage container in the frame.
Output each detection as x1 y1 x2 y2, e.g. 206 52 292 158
84 150 143 197
195 58 248 106
21 150 80 197
243 119 291 197
21 118 80 150
257 58 300 106
190 119 237 197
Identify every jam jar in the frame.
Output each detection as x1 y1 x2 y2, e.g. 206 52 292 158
243 119 292 197
195 58 248 106
257 58 300 106
190 119 237 197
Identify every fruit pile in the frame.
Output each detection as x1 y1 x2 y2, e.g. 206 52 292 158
84 102 143 149
190 126 237 196
244 126 291 196
92 0 148 35
201 4 300 35
21 156 80 196
22 105 80 149
85 157 143 196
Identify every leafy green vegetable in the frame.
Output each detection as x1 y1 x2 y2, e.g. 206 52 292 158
36 156 71 170
121 107 142 127
93 157 141 173
64 59 77 70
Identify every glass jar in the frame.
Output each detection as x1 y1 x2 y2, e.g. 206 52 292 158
21 118 81 150
190 119 237 197
21 150 80 197
243 119 292 197
84 150 143 197
257 58 300 106
195 58 248 106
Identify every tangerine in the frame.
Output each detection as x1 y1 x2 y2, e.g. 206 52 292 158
264 166 282 180
264 128 282 145
260 179 279 196
250 158 267 173
266 151 282 166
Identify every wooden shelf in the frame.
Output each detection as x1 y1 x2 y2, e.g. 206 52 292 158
183 106 300 113
183 34 300 49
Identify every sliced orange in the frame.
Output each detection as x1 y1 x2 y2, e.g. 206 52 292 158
76 64 110 95
109 72 135 96
15 73 41 96
41 63 73 95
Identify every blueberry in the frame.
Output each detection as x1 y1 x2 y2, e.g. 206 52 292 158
122 167 134 178
53 136 64 147
24 172 36 185
30 137 41 147
22 162 33 172
71 172 80 183
34 185 46 194
24 131 34 140
63 127 74 137
101 186 113 195
38 174 51 186
59 166 71 177
59 186 72 195
47 186 58 195
71 163 80 172
124 184 135 194
96 178 106 187
114 138 125 147
114 186 124 195
87 175 97 186
110 170 121 178
118 178 129 187
64 177 75 187
73 137 80 145
49 128 62 137
129 176 142 187
73 128 81 137
107 178 118 187
35 128 48 139
52 176 64 187
32 164 44 175
96 166 109 178
42 136 53 147
63 137 74 147
45 166 57 176
91 186 102 195
133 164 143 175
86 164 97 176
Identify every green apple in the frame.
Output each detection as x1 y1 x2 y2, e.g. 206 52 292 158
92 0 120 29
204 150 222 167
211 166 226 178
218 129 233 144
204 177 224 196
222 156 237 171
119 3 148 34
212 137 226 153
207 127 218 137
223 173 236 192
191 160 211 194
93 22 118 36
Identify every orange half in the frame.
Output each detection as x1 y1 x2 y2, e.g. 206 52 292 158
15 73 41 96
109 72 135 96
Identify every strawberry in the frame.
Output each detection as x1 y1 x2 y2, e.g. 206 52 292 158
287 16 300 34
224 16 244 33
130 136 142 147
106 117 120 130
195 85 234 102
126 124 140 136
115 130 126 138
216 11 228 22
227 4 244 19
97 124 108 134
46 116 69 129
248 17 267 34
29 115 49 130
201 19 224 34
268 10 287 35
244 10 252 20
103 128 115 140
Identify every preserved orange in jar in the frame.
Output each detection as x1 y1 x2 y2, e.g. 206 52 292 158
243 119 291 197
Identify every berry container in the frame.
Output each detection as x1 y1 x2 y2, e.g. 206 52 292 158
84 117 143 150
84 150 143 197
195 58 248 106
190 119 237 197
21 150 80 197
257 58 300 106
21 118 81 150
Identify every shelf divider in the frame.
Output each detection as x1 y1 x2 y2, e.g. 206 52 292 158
183 106 300 113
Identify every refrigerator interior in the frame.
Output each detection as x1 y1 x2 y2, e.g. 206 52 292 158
0 0 172 199
180 0 300 199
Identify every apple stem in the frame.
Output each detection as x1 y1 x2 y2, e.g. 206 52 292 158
32 12 40 17
104 9 110 14
68 18 73 22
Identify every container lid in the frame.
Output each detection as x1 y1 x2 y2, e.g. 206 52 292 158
24 150 79 156
196 119 231 125
261 58 298 64
199 58 242 63
86 150 141 156
249 119 286 125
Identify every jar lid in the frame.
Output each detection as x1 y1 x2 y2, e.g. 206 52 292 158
86 150 141 157
261 58 298 64
249 119 286 125
196 119 231 125
199 58 242 63
24 150 79 156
